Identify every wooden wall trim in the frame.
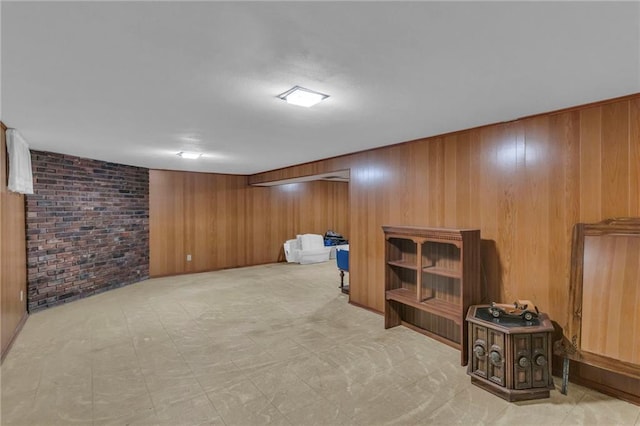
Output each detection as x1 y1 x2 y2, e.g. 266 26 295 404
148 167 245 177
348 300 383 316
568 375 640 406
515 93 640 120
552 355 640 405
0 311 27 363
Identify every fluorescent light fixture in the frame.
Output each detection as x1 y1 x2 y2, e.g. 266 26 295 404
177 151 201 159
277 86 329 108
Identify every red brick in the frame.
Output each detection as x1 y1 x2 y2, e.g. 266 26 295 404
26 151 149 311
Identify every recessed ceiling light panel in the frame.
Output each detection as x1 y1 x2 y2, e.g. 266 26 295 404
177 151 201 159
277 86 329 108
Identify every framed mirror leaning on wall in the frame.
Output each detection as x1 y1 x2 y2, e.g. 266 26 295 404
564 217 640 380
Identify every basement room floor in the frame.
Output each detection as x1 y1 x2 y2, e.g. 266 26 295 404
1 262 639 425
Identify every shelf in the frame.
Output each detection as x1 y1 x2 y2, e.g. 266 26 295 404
424 238 461 249
387 260 418 271
385 288 461 324
383 225 481 367
422 266 461 279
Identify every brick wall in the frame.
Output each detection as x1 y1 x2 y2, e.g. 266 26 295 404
26 151 149 311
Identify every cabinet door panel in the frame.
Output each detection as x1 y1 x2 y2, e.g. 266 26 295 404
531 333 550 388
487 329 505 386
513 334 532 389
470 324 488 378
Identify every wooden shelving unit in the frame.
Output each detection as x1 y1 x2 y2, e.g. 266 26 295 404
382 225 481 366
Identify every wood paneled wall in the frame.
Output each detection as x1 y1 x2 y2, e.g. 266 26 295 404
250 95 640 322
0 122 28 360
249 93 640 401
149 171 349 276
150 171 246 276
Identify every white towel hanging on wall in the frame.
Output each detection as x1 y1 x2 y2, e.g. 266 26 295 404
6 129 34 194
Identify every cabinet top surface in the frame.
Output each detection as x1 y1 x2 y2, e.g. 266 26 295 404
466 305 554 333
382 225 480 234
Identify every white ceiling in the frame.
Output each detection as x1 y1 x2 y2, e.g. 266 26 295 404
2 1 639 175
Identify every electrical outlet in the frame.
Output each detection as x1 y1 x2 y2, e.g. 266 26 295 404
20 290 24 302
186 254 192 261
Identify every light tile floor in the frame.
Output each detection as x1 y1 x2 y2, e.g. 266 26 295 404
1 262 639 426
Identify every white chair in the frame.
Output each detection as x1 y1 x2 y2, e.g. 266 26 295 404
283 239 300 263
298 234 331 264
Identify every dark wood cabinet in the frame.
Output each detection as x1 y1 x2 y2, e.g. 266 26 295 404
466 305 554 401
383 226 481 366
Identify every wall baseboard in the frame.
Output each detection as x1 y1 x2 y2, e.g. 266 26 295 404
568 373 640 406
1 311 28 363
552 355 640 406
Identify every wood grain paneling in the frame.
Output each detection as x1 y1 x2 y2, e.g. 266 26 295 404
601 102 630 218
631 98 640 214
579 107 602 222
249 95 640 325
0 122 28 360
150 171 248 276
581 235 640 365
149 171 349 276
